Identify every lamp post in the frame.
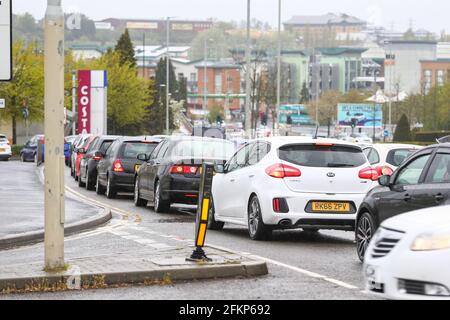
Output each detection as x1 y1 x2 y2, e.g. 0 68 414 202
276 0 282 134
166 17 176 135
372 68 380 142
44 0 65 270
244 0 252 137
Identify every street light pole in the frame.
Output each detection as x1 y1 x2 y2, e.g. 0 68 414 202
276 0 282 135
166 17 171 135
44 0 65 270
203 38 208 126
244 0 252 137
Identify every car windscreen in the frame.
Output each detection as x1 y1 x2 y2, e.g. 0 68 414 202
278 144 366 168
121 142 158 159
386 149 416 167
171 139 236 160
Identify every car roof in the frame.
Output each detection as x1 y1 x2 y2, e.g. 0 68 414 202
368 143 423 151
166 136 234 144
255 136 361 149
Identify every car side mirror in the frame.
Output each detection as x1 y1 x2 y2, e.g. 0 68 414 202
78 148 86 154
214 164 226 174
378 175 391 187
137 153 149 162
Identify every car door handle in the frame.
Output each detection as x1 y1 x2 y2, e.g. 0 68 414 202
435 194 445 202
230 179 236 183
404 194 411 201
249 175 255 179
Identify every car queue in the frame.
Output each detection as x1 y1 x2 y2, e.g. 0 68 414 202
66 133 450 300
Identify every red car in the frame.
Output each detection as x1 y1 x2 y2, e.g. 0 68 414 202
74 135 96 181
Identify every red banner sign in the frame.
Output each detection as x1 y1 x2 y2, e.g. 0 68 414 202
77 70 91 134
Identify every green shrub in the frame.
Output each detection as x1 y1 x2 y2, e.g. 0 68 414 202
413 131 450 143
394 114 411 142
12 145 24 157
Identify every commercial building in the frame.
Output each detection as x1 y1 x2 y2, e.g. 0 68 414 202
281 51 310 102
284 13 367 41
421 59 450 93
384 40 437 95
309 62 340 101
69 44 107 61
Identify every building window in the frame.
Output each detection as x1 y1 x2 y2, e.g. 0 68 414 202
190 73 197 82
215 74 222 94
437 70 445 87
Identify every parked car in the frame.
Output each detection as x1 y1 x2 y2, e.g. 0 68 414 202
96 137 161 199
344 133 373 144
65 135 78 167
20 135 44 162
134 136 235 212
70 135 92 178
0 134 12 161
356 143 450 261
363 144 422 177
78 135 120 190
364 205 450 300
74 135 96 181
208 137 378 240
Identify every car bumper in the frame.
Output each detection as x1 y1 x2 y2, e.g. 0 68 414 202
0 153 12 160
364 238 450 300
110 172 135 191
161 175 201 205
259 191 366 230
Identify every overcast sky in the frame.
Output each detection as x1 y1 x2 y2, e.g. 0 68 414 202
12 0 449 33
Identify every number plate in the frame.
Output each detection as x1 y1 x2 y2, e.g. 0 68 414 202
135 164 141 172
311 202 351 213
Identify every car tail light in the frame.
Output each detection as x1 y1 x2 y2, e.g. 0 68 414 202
113 160 125 173
273 198 290 213
359 167 379 181
266 164 301 179
374 166 394 177
93 155 102 161
170 165 198 175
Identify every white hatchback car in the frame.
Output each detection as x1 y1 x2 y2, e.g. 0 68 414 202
0 134 12 161
363 144 422 176
364 206 450 300
209 137 378 240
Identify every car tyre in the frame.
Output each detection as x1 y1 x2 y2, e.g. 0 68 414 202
78 170 86 188
154 181 170 213
356 212 376 262
207 197 225 231
106 175 117 199
85 169 95 191
95 175 105 195
134 177 148 207
248 195 272 241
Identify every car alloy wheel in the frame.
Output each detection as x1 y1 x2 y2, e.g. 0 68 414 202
356 213 375 262
154 181 170 213
134 178 147 207
207 197 225 231
248 196 272 241
106 175 116 199
96 175 105 195
249 199 260 237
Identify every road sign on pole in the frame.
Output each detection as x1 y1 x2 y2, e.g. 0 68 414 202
187 163 215 262
0 0 12 81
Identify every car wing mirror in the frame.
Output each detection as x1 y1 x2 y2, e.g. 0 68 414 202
78 148 86 154
137 153 149 162
378 175 391 187
214 164 226 174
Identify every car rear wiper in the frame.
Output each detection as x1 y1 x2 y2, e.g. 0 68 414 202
327 163 354 168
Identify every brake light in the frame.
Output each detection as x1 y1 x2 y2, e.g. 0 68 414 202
315 143 334 147
374 166 394 177
93 155 102 161
113 160 125 173
170 165 198 175
359 167 379 181
266 164 301 179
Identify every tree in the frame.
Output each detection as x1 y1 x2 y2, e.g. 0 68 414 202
300 82 309 104
115 29 136 68
0 41 44 144
146 58 178 135
208 104 224 124
88 51 150 135
394 114 412 142
306 90 343 135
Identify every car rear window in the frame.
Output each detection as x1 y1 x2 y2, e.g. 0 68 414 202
172 139 236 159
386 149 416 167
278 144 366 168
99 141 113 154
121 142 158 159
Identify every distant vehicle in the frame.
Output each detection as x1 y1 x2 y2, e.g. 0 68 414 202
96 137 161 199
74 135 97 181
0 134 12 161
65 135 78 167
344 113 366 124
356 143 450 261
344 133 373 144
363 144 422 176
364 205 450 300
438 135 450 144
70 135 92 177
134 136 235 212
20 135 44 163
78 135 120 190
209 137 378 240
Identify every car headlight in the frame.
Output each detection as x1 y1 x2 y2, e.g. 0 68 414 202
411 232 450 251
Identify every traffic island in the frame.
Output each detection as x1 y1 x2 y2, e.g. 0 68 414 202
0 246 268 293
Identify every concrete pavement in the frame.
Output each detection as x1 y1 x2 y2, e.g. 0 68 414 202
0 161 111 249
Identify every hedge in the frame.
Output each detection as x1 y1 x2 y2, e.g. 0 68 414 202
413 131 450 143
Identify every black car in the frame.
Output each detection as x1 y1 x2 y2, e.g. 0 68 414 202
356 143 450 261
96 137 161 199
78 135 120 190
134 136 235 213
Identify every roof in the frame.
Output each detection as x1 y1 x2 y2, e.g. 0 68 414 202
317 47 367 56
284 13 366 26
69 44 107 53
420 59 450 64
385 40 438 45
257 136 361 149
194 60 241 69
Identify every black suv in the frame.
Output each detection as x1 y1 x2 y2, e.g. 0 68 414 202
356 143 450 261
96 137 160 199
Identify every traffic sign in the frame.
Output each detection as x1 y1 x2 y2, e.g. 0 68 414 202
0 0 12 81
0 98 5 109
383 130 389 138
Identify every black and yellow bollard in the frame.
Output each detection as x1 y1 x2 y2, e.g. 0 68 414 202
187 162 215 262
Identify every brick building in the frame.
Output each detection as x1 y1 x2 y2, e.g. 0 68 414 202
421 59 450 93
